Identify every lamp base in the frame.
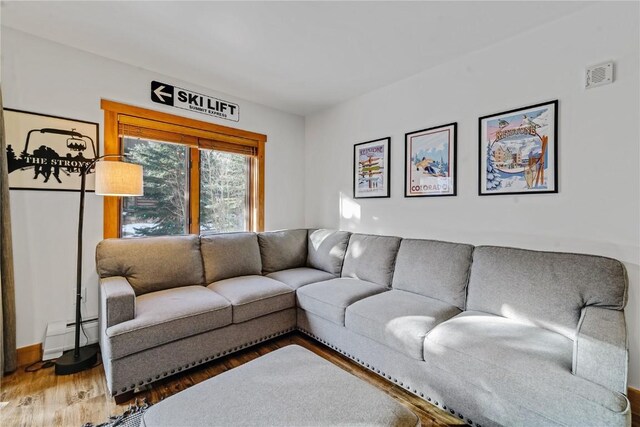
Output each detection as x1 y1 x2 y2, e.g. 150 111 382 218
55 345 98 375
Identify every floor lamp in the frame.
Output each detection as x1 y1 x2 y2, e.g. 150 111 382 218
55 155 143 375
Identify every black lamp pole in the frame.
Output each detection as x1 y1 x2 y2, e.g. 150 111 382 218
55 154 126 375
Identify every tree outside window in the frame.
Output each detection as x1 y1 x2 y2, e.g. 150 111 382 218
121 138 250 238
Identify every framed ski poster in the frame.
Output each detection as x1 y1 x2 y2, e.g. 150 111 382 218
404 123 457 197
353 137 390 199
479 100 558 196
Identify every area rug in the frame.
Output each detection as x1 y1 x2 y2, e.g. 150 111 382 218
82 398 151 427
141 345 418 426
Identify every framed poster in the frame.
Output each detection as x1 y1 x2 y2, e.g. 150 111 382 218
404 123 456 197
353 137 390 199
4 109 99 192
479 100 558 195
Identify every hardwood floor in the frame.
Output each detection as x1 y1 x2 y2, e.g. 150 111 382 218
1 333 464 427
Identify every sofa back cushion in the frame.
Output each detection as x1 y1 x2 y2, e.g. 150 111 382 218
96 235 204 296
341 234 401 287
201 232 262 283
258 229 308 274
466 246 628 339
307 229 351 275
392 239 474 309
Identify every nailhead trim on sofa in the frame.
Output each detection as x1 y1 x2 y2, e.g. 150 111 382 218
115 324 480 426
297 327 481 427
115 327 295 395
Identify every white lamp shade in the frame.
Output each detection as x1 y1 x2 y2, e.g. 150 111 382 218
95 161 144 196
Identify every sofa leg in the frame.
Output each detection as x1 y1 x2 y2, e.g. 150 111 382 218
114 390 135 405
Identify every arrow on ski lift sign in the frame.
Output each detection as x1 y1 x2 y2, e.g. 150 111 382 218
150 80 239 122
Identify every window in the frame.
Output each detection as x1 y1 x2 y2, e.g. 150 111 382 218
199 149 250 234
121 138 190 237
101 100 266 239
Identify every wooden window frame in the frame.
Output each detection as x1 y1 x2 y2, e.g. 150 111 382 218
101 100 266 238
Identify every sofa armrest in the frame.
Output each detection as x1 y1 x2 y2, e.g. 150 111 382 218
573 306 628 393
100 276 136 328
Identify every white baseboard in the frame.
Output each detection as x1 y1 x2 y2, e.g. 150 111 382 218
42 318 99 360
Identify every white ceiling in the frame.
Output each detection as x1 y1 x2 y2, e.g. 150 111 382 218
2 1 591 116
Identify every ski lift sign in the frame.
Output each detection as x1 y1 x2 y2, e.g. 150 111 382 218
3 109 100 192
151 80 240 122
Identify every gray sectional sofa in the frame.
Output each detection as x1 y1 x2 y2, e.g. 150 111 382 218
96 229 631 427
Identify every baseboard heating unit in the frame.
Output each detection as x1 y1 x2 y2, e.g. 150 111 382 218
42 318 99 360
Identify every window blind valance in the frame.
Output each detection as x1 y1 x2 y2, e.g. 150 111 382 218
119 123 198 146
198 138 257 156
118 115 258 156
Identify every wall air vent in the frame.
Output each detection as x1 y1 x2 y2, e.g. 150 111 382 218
585 62 614 89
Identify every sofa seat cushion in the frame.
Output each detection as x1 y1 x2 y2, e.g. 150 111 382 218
296 278 388 325
208 275 295 323
424 311 628 418
267 267 337 290
346 290 460 360
106 285 232 359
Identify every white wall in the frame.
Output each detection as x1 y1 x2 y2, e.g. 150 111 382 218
1 28 306 350
305 3 640 388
